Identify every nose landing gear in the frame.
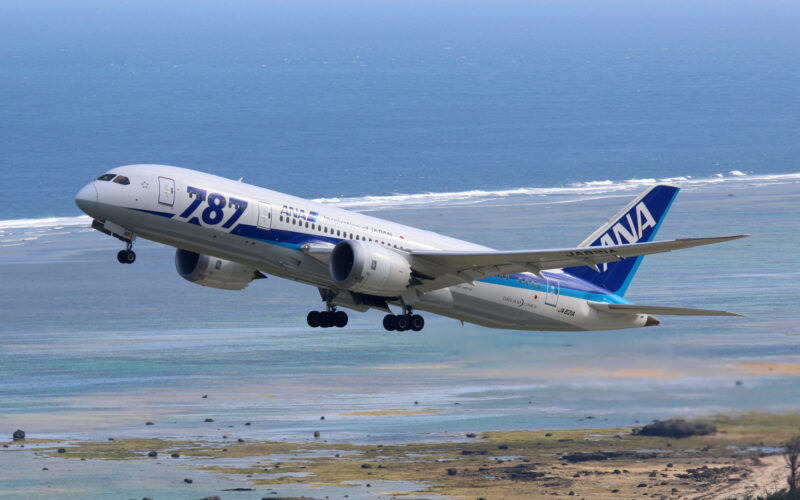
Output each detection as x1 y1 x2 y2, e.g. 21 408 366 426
116 241 136 264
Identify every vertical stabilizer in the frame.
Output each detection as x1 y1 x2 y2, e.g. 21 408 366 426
564 185 679 296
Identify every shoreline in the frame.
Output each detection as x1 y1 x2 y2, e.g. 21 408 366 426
3 412 797 499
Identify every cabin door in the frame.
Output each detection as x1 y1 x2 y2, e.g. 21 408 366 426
257 202 272 230
158 177 175 206
545 279 560 307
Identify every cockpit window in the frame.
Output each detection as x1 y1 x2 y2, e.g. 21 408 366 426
112 175 130 185
97 173 116 181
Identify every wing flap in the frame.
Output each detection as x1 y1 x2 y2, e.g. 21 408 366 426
587 301 742 317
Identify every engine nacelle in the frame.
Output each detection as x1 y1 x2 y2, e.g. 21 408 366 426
175 249 264 290
329 240 412 296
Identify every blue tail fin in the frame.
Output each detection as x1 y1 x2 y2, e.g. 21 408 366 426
564 185 680 297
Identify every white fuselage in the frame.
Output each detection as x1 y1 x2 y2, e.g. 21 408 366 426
76 164 648 331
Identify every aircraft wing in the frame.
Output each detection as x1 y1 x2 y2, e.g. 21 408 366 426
407 235 747 293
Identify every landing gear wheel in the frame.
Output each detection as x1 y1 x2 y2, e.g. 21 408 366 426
410 314 425 331
334 310 348 328
307 311 321 328
117 250 136 264
395 314 410 332
383 314 397 331
319 311 334 328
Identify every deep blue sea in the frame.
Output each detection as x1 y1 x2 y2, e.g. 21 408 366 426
1 1 799 498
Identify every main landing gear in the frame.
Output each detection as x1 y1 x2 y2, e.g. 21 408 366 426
383 308 425 332
307 307 348 328
116 241 136 264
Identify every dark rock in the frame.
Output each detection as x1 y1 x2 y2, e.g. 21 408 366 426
568 492 575 496
2 445 7 448
563 451 658 463
205 418 214 422
635 419 716 438
320 416 325 420
202 394 208 398
171 453 180 458
314 431 320 438
466 433 477 438
222 488 255 491
147 451 157 457
649 471 657 477
183 477 193 483
414 401 419 405
545 433 552 437
145 422 154 426
447 468 457 476
611 489 619 493
108 438 115 441
42 467 48 470
366 483 371 487
238 438 244 443
361 463 372 469
461 450 474 455
498 444 508 450
12 430 25 441
199 497 221 500
667 463 673 468
222 448 227 452
245 422 251 426
637 483 647 487
735 380 743 386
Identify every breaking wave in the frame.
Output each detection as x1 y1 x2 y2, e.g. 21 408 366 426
314 171 800 209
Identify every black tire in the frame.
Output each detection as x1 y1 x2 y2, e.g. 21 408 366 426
382 314 397 331
396 314 410 331
125 250 136 264
117 250 126 263
307 311 321 328
319 311 334 328
410 314 425 331
334 310 348 328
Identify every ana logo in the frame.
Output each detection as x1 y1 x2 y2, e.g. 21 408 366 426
597 201 657 271
281 205 319 222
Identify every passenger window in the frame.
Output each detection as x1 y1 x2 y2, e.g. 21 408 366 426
96 173 116 181
113 175 130 185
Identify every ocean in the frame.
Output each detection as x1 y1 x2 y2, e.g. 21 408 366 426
1 1 799 498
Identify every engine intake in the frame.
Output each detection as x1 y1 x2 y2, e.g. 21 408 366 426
175 249 264 290
329 240 412 296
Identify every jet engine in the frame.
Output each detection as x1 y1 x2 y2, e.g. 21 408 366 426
329 240 412 296
175 249 265 290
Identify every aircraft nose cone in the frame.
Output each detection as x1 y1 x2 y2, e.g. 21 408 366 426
75 182 98 215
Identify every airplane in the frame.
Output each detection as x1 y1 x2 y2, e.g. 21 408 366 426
74 164 746 332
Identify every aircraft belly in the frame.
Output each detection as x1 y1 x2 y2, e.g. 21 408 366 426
445 281 580 331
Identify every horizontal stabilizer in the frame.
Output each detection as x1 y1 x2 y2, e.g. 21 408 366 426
588 301 742 317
